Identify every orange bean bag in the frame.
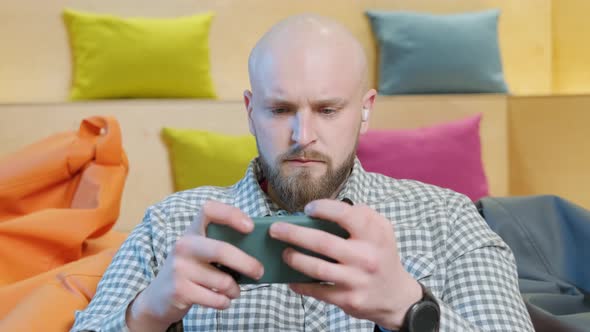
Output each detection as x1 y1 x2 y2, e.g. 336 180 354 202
0 116 129 330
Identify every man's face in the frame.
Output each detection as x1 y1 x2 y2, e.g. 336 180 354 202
246 44 372 212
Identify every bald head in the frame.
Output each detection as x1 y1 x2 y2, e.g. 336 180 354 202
247 14 369 95
243 15 377 212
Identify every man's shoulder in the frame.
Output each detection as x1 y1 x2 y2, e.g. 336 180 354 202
363 171 470 208
144 185 236 227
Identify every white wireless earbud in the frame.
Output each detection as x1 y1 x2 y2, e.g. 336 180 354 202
361 108 369 122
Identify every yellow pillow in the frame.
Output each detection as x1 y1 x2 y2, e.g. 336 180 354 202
161 128 257 191
63 9 216 100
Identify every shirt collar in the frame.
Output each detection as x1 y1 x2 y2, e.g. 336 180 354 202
231 157 370 216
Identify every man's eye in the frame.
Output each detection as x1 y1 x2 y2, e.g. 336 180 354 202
271 108 289 115
320 108 337 115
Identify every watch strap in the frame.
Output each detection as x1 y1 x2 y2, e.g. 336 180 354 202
400 282 440 332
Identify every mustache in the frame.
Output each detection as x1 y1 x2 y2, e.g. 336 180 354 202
279 146 329 162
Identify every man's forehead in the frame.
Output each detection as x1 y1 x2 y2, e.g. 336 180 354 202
253 54 362 102
259 84 351 106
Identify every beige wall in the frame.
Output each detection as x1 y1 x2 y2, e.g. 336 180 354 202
509 95 590 208
0 0 551 103
551 0 590 94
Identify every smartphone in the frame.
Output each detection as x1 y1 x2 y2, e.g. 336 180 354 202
206 215 350 284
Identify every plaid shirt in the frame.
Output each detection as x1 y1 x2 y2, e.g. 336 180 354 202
72 158 533 331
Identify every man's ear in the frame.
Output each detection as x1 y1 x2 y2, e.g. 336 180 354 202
360 88 377 134
244 90 256 136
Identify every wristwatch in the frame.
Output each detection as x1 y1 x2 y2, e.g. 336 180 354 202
400 282 440 332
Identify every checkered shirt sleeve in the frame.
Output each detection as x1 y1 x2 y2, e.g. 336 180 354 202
434 192 534 331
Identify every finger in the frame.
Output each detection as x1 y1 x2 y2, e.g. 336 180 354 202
189 200 254 235
177 235 264 281
289 283 368 316
179 280 232 310
190 262 241 299
269 222 363 265
281 247 358 287
304 200 371 237
289 282 349 309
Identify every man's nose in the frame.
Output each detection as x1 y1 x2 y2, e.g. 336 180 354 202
291 110 317 147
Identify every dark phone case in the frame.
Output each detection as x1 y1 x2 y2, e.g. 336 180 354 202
207 215 349 284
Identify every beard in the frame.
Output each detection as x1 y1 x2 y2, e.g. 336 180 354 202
258 143 357 213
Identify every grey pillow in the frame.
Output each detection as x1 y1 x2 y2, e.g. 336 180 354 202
366 9 508 94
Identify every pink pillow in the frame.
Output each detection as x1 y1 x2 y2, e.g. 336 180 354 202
356 114 488 201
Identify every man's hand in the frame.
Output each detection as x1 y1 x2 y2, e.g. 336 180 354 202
126 200 264 332
269 199 422 330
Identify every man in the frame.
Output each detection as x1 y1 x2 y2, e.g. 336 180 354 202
72 15 534 331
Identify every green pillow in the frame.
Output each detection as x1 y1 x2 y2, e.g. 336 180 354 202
63 9 217 100
161 128 257 191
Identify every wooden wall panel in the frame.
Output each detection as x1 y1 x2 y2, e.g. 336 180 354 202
0 95 508 230
551 0 590 93
0 0 551 102
509 95 590 209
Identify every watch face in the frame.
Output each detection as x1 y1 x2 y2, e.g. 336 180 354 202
410 302 440 332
